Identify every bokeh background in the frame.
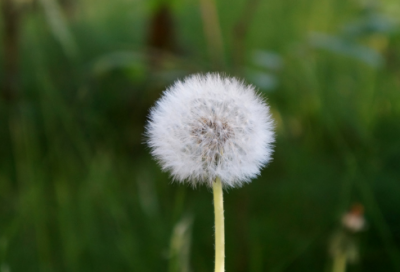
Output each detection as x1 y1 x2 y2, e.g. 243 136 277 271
1 0 400 271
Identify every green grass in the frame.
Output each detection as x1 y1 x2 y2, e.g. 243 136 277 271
1 0 400 271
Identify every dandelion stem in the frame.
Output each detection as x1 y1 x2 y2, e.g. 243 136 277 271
332 253 347 272
213 176 225 272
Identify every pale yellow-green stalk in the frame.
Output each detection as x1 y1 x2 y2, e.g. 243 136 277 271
213 177 225 272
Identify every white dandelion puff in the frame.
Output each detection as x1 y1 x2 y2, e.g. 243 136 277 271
146 73 275 188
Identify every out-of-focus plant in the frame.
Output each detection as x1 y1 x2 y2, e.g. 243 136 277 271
246 50 283 92
309 1 398 68
329 204 366 272
38 0 78 59
168 216 193 272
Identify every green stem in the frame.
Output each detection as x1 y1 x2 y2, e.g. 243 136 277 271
332 253 347 272
213 177 225 272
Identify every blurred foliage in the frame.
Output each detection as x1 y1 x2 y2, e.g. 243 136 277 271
1 0 400 271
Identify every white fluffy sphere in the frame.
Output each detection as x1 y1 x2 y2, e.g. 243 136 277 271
146 73 275 188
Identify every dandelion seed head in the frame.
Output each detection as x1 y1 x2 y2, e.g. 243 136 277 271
146 73 275 188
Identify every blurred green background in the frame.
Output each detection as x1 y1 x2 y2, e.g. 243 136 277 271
1 0 400 271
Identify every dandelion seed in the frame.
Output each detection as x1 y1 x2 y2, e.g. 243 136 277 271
146 73 275 188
